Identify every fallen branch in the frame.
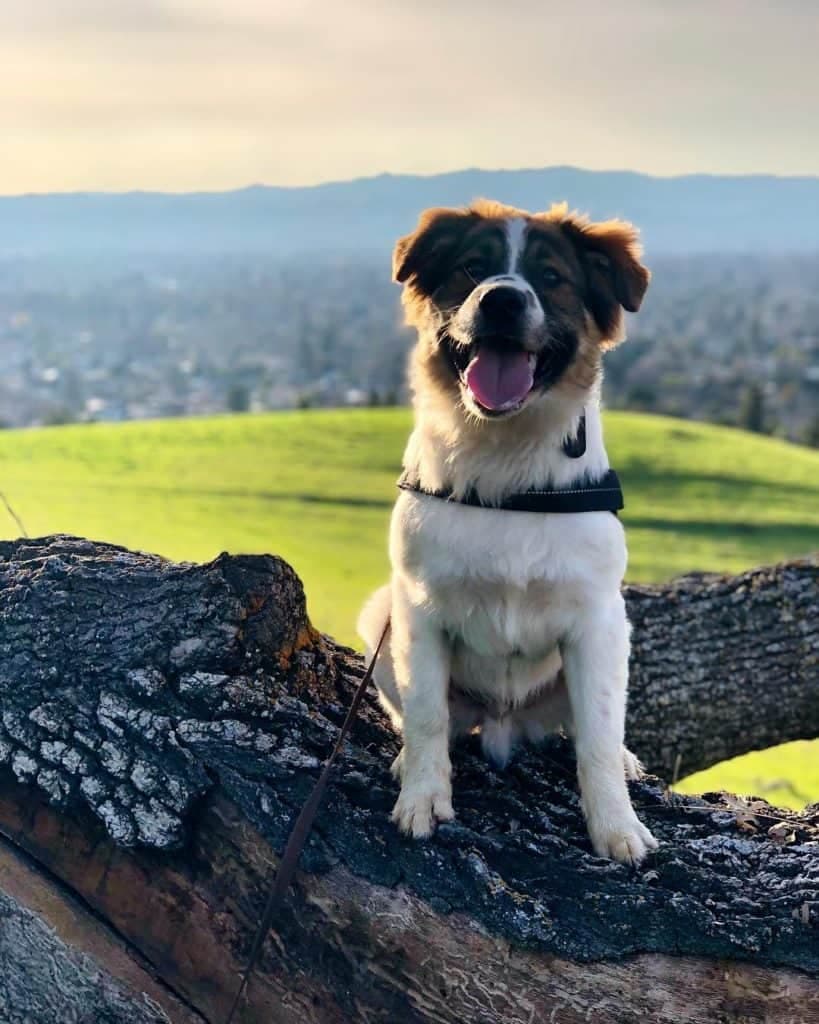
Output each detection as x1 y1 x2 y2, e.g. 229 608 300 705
0 536 816 1024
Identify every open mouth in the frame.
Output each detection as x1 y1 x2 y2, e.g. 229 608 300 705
444 332 580 416
447 338 540 416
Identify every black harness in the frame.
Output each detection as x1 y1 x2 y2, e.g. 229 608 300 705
397 413 624 515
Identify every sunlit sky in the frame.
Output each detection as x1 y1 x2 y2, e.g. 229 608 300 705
3 0 818 194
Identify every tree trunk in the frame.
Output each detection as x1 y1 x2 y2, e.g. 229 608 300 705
0 535 817 1024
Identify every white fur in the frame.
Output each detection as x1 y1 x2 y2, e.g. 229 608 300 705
505 216 527 273
358 218 657 864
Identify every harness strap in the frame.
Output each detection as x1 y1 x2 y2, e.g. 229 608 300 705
397 467 624 515
224 620 390 1024
396 412 622 515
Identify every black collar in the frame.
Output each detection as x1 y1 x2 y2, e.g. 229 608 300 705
397 413 624 515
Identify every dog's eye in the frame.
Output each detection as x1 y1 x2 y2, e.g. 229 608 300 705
541 267 562 288
459 261 489 282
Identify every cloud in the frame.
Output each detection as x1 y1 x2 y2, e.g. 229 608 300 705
1 0 817 193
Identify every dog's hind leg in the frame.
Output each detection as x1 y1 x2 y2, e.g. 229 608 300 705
357 585 403 728
622 747 645 780
533 690 645 782
521 672 644 781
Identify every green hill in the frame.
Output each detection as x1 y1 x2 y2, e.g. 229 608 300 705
0 408 816 806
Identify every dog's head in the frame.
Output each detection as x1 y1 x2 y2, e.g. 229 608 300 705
394 199 649 420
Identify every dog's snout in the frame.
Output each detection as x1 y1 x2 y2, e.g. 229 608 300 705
479 286 527 322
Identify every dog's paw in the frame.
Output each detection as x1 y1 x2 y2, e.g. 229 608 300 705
587 812 658 866
391 777 454 838
622 746 645 782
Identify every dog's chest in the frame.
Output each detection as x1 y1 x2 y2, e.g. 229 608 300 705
391 492 624 659
435 576 570 661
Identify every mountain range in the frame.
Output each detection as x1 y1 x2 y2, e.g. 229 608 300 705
2 166 818 256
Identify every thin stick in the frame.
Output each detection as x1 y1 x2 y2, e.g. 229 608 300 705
0 492 28 538
223 621 389 1024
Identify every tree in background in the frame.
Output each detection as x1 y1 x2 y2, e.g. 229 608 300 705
739 383 766 434
226 383 250 413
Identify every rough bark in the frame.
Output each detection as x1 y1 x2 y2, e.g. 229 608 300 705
624 560 819 779
0 535 817 1024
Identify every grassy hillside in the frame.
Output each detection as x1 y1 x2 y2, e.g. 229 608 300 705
0 408 816 806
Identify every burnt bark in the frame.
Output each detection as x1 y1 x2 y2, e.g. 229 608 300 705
0 535 817 1024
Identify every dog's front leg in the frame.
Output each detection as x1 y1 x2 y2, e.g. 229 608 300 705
561 596 657 865
389 580 453 838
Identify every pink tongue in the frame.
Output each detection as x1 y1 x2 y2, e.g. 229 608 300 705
465 348 534 411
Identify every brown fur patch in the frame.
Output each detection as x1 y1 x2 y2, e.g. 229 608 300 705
562 329 603 397
532 203 650 347
411 328 461 407
395 202 520 331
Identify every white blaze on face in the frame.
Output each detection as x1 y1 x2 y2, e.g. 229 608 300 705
457 217 546 414
505 217 528 275
501 216 544 331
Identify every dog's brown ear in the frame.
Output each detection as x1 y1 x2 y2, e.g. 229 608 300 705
392 207 473 285
561 215 650 342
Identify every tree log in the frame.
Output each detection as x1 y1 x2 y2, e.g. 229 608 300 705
625 561 818 779
0 535 817 1024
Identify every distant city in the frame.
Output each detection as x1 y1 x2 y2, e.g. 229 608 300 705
1 168 818 443
1 248 817 444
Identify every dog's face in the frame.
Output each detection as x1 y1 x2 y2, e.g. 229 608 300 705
394 200 650 419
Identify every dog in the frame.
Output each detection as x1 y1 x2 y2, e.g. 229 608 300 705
358 199 657 864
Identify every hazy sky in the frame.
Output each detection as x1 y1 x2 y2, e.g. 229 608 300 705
2 0 818 194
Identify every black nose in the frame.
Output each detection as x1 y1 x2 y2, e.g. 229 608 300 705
479 286 527 322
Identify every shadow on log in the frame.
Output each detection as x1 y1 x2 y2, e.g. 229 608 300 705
0 536 817 1023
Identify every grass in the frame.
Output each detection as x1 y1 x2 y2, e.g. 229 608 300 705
0 407 816 807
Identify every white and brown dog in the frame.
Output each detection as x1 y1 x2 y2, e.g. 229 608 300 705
358 200 657 864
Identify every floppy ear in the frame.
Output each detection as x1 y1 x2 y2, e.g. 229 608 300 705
562 216 650 343
392 207 473 286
